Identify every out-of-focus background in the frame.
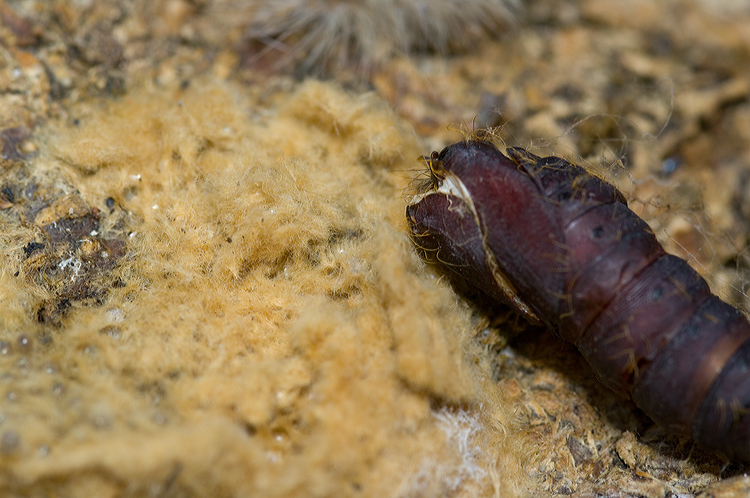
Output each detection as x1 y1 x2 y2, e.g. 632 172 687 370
1 1 750 496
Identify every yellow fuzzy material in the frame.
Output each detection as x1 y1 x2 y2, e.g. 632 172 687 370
0 80 527 496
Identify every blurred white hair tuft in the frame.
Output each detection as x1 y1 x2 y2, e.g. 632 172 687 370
210 0 521 75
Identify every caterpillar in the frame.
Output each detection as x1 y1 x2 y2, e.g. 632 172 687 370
406 138 750 461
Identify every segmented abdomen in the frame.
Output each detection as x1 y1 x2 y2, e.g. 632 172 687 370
406 139 750 460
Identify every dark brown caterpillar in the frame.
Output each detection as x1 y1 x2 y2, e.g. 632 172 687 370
406 139 750 461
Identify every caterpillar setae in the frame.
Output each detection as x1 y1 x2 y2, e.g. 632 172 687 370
406 138 750 461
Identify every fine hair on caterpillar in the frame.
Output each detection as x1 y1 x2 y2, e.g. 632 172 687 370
406 138 750 462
